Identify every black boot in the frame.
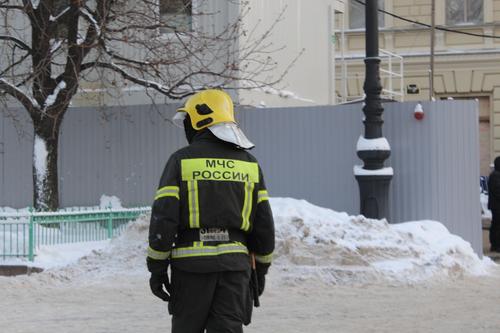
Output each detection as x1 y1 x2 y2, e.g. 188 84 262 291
490 246 500 253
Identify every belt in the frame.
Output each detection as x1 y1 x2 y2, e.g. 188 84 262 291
176 228 247 245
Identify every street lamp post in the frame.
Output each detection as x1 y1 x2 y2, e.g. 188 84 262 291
354 0 393 220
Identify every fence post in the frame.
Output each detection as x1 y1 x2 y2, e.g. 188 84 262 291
107 208 113 239
28 208 34 262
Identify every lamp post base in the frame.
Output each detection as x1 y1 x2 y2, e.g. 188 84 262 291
355 174 392 221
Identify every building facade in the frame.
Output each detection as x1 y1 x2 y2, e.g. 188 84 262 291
236 0 345 107
68 0 346 108
0 1 345 110
336 0 500 176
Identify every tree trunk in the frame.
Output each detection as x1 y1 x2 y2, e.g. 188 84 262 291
33 118 61 212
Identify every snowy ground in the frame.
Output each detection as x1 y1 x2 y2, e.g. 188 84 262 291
2 269 500 333
1 198 499 332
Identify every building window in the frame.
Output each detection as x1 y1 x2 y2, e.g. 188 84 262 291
160 0 192 33
446 0 483 25
349 0 385 30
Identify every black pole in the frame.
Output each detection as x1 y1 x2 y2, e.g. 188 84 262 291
355 0 392 220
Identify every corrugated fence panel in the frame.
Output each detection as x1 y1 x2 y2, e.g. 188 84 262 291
58 105 183 207
238 105 362 214
0 109 32 207
383 101 482 253
0 112 3 202
0 101 482 254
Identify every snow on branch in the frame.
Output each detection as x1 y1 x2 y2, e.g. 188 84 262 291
81 61 211 99
259 86 316 104
50 7 70 22
80 8 101 36
43 81 67 110
30 0 40 9
0 78 40 109
82 61 170 94
50 39 63 54
102 44 151 67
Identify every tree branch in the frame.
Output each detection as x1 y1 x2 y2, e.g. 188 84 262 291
0 5 24 9
79 7 101 39
0 52 31 77
0 78 39 112
101 41 160 68
0 35 32 53
80 61 171 94
0 0 25 10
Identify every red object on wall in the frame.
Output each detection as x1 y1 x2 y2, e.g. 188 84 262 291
414 103 424 120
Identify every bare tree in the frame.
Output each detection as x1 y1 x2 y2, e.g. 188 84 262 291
0 0 294 211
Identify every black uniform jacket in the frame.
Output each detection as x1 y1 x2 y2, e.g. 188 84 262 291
489 170 500 211
147 130 275 273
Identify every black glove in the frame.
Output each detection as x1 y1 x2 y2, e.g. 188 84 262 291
149 273 171 302
147 258 171 302
255 262 270 296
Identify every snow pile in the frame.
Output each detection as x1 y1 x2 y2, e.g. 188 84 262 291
2 198 495 286
34 241 110 269
271 198 494 285
0 216 149 286
99 195 123 209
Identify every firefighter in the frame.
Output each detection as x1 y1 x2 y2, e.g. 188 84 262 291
147 89 275 333
488 156 500 252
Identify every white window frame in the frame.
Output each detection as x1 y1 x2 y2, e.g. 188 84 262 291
159 0 194 35
445 0 484 26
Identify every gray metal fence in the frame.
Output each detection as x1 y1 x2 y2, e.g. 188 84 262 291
0 100 482 254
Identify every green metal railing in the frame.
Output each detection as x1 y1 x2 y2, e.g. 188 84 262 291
0 207 150 261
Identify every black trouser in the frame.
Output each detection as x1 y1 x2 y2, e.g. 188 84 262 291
169 268 252 333
491 209 500 249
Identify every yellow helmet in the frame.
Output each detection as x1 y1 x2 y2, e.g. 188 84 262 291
176 89 235 130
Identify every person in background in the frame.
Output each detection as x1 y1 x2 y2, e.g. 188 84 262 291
488 156 500 252
146 89 275 332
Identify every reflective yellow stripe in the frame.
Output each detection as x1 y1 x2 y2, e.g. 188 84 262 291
255 252 273 264
154 186 180 200
171 242 248 259
147 246 171 260
241 182 254 231
257 190 269 204
181 158 259 183
188 180 200 228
